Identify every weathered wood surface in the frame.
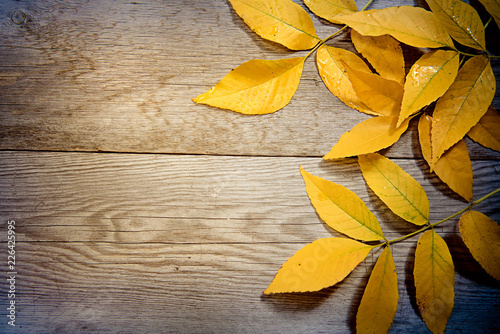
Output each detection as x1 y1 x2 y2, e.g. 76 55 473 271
0 152 499 333
0 0 499 158
0 0 499 333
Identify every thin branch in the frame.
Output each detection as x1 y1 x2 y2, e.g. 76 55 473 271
383 187 500 246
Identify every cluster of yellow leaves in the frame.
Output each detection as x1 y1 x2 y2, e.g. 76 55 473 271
322 2 498 202
264 156 499 334
193 0 500 333
193 0 500 201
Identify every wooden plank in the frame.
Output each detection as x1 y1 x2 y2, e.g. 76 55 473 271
1 151 499 332
1 0 499 333
1 0 499 158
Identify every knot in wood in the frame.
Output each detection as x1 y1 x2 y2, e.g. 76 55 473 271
10 10 27 25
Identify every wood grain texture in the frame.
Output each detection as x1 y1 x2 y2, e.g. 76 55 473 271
0 0 498 158
1 152 499 333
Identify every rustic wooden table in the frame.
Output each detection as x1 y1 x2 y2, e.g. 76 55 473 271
1 0 499 333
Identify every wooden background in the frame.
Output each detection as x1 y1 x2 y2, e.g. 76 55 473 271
1 0 499 332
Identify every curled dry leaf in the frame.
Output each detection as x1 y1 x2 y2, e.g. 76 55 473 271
414 230 455 334
459 211 500 280
344 62 403 117
263 238 373 294
399 50 459 127
418 115 473 201
467 106 500 152
337 6 455 48
351 29 406 85
228 0 320 50
300 166 385 241
431 55 496 165
356 246 398 334
316 45 375 115
323 116 410 159
304 0 357 25
193 57 305 114
425 0 486 51
358 153 430 226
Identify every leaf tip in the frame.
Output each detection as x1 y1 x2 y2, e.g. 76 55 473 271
192 92 208 104
323 149 340 160
396 116 405 129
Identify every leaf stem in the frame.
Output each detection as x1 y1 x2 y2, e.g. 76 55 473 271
361 0 375 11
321 26 348 44
307 25 348 58
381 187 500 246
309 0 375 54
305 41 324 60
455 49 482 58
484 16 493 30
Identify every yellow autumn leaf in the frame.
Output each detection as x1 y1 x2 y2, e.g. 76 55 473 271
316 45 375 115
300 166 385 241
336 6 455 48
431 56 496 165
356 247 398 334
344 62 403 117
425 0 486 51
459 211 500 280
434 140 473 201
467 106 500 152
419 115 474 201
193 57 305 114
263 237 373 294
477 0 500 28
303 0 357 25
351 29 406 85
399 50 459 127
228 0 320 50
323 116 410 159
358 153 430 226
414 230 455 334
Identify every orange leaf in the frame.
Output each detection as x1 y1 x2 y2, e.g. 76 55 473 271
425 0 486 51
300 166 385 241
337 6 455 48
418 115 473 201
316 45 375 115
399 50 459 127
351 29 406 85
263 238 373 293
323 116 410 159
459 211 500 280
344 63 403 117
431 56 496 165
359 153 430 226
356 247 398 334
414 230 455 334
467 106 500 152
304 0 357 25
193 57 305 114
228 0 320 50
